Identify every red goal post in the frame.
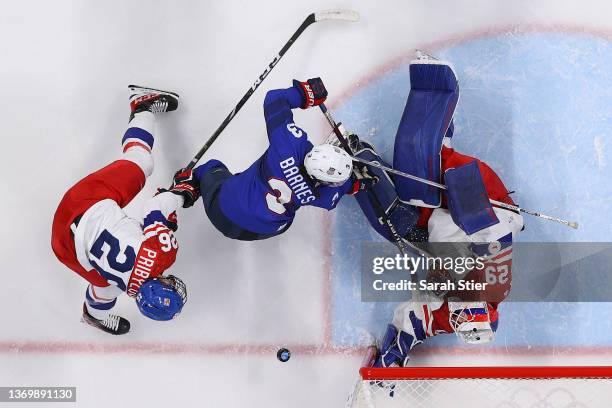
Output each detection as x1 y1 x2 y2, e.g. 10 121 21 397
360 365 612 381
347 351 612 407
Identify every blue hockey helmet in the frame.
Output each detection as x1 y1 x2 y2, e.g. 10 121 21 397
136 275 187 321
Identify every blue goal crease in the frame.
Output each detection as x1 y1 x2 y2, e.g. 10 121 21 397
329 33 612 349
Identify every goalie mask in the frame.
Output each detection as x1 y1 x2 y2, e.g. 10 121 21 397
136 275 187 321
304 144 352 186
449 301 498 344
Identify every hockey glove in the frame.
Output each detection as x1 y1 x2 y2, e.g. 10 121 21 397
168 167 201 208
349 166 379 194
165 211 179 232
293 77 328 109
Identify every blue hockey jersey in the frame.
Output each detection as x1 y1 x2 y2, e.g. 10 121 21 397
217 87 354 234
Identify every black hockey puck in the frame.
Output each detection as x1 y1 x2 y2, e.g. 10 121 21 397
277 348 291 362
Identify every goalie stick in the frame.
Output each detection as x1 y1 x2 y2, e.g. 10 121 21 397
350 154 579 229
185 9 360 170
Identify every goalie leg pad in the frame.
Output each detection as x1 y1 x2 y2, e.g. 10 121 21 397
375 324 408 368
374 323 422 368
393 60 459 208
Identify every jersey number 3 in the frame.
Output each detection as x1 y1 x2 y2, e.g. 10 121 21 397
265 178 292 215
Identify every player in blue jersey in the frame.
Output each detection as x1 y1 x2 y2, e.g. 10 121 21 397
175 78 376 240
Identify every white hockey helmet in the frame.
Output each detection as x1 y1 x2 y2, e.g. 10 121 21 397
304 144 352 185
449 301 498 345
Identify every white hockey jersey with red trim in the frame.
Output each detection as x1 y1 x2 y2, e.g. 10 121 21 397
72 192 182 296
392 206 524 338
428 206 523 303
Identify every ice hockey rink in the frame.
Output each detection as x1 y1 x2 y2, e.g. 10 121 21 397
1 0 611 407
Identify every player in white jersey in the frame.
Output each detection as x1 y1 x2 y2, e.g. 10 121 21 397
51 85 200 335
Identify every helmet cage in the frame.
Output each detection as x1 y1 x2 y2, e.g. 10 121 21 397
449 303 495 344
157 274 187 305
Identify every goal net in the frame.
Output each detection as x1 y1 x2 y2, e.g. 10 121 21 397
347 350 612 407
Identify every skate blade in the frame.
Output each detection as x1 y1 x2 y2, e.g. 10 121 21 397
415 49 439 61
128 84 179 98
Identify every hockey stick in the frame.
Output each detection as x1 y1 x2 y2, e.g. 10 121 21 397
185 9 360 170
350 156 580 230
319 103 412 256
320 103 432 304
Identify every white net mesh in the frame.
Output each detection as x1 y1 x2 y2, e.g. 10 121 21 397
347 372 612 408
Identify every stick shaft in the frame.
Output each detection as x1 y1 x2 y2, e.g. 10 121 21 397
319 104 412 255
351 156 578 229
185 14 317 169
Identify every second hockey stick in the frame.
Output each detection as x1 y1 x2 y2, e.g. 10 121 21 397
320 103 578 229
185 9 359 170
350 155 579 230
319 103 413 256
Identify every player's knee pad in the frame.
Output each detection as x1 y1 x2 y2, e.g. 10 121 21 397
135 275 187 321
123 148 153 177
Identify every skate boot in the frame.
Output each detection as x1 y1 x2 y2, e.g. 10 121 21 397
81 303 131 335
128 85 179 120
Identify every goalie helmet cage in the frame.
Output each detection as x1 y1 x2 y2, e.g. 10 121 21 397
346 350 612 407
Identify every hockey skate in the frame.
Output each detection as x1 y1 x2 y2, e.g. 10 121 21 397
415 49 440 61
81 303 131 335
128 84 179 120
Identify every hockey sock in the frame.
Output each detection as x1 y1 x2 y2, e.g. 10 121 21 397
123 111 155 153
122 111 155 177
85 285 119 320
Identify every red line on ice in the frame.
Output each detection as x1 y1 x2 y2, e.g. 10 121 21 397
329 23 612 109
2 341 612 356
